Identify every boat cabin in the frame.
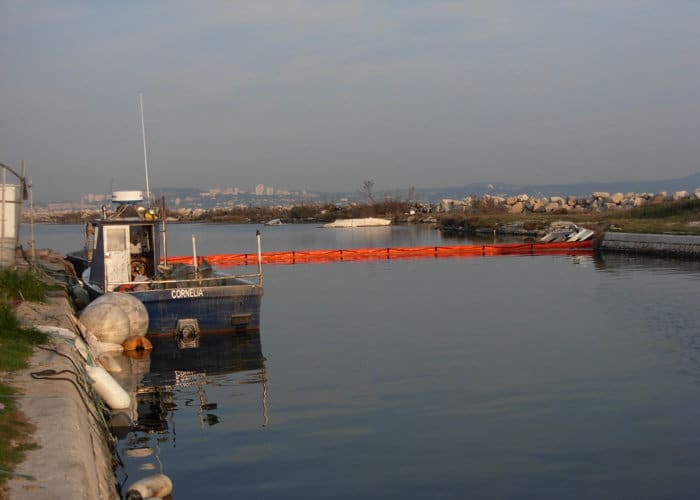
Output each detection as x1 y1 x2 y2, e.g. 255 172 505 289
87 218 162 292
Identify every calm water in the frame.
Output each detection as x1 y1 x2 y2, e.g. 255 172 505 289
26 223 700 499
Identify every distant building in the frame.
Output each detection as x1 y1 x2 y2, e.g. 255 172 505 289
255 184 264 196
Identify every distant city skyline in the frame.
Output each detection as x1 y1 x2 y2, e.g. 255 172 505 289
34 169 700 207
2 2 700 203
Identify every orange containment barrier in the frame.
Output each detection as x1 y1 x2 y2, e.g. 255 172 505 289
166 240 593 267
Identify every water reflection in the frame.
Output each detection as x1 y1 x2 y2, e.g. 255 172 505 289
115 332 267 485
593 251 700 275
142 332 266 428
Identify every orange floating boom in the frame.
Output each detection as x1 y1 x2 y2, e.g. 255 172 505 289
166 241 593 267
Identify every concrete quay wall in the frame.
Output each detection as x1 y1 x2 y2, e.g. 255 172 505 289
7 267 119 498
600 232 700 258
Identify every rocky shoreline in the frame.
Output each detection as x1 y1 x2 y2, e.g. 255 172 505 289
22 187 700 226
439 188 700 214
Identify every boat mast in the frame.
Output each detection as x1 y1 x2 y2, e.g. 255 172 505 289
139 93 152 206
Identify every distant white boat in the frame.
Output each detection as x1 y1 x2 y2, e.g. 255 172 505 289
323 217 392 228
540 225 594 243
265 218 283 226
567 228 594 242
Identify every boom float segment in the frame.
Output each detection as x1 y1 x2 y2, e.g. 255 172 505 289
166 241 593 267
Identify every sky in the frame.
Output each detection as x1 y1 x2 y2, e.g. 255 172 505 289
2 1 700 202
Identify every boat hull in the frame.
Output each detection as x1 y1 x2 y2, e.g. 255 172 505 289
133 284 263 337
323 217 391 228
83 277 263 337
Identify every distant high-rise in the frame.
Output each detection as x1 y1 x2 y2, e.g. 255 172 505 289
255 184 264 196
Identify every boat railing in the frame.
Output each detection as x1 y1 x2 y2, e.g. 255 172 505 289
112 271 263 291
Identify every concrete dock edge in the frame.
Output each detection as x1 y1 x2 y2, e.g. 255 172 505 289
600 232 700 257
6 292 119 500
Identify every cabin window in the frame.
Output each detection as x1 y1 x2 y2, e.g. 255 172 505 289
105 227 127 252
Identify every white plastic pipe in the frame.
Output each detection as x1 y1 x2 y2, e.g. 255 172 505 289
85 365 131 410
126 473 173 499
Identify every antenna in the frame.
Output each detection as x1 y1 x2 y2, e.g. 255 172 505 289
139 93 152 206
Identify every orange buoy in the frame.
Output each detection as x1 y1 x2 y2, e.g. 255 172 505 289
122 335 153 353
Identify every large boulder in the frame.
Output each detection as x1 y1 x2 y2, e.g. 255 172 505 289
633 196 648 207
610 192 625 204
509 202 524 214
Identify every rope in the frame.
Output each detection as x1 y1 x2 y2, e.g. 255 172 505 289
30 367 102 425
32 345 111 436
0 468 35 480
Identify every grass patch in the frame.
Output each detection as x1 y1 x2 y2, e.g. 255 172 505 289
0 269 50 488
630 198 700 219
0 303 48 371
0 385 38 487
0 268 47 303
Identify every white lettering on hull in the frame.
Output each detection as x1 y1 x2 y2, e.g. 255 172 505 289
170 288 205 299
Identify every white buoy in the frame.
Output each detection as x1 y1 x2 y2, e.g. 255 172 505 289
126 473 173 499
85 365 131 410
83 292 149 338
79 301 131 344
96 292 149 337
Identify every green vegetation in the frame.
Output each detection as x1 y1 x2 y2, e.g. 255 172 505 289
0 385 39 485
0 268 49 489
0 303 47 371
630 198 700 219
0 268 49 303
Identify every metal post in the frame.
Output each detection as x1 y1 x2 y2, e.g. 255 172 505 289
139 94 152 206
161 196 168 266
19 161 25 259
256 230 263 286
29 174 35 262
192 234 198 272
1 168 5 267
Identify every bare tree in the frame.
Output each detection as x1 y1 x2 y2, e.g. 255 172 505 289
361 179 375 204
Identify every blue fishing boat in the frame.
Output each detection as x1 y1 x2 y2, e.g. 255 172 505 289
68 190 263 339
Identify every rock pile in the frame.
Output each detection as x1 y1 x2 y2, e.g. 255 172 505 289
439 189 700 214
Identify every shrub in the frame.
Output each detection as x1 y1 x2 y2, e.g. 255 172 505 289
0 269 47 303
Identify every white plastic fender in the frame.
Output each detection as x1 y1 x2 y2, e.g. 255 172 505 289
97 353 122 374
97 341 125 353
35 325 76 340
85 365 131 410
35 325 89 361
126 473 173 500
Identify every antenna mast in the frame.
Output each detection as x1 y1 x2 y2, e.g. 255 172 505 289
139 93 152 206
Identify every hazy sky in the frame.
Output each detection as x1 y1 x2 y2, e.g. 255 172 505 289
2 1 699 202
